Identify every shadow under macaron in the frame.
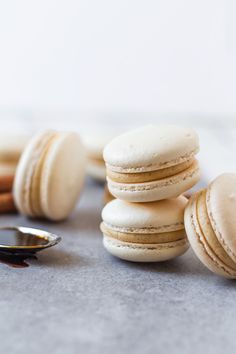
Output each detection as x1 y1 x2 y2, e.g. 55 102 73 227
104 248 212 278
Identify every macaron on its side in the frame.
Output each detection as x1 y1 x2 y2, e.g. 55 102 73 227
13 131 56 216
104 125 200 202
184 188 236 278
107 159 200 202
40 132 86 221
101 197 189 262
13 131 86 221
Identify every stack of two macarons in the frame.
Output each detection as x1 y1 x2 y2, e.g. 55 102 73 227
101 125 201 262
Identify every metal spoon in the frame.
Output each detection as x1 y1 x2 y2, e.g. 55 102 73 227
0 226 61 254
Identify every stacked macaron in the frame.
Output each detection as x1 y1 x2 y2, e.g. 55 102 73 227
101 125 201 262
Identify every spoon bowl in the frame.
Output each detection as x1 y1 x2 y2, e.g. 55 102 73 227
0 226 61 254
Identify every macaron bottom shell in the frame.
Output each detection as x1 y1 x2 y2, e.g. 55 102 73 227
184 190 236 279
103 236 189 262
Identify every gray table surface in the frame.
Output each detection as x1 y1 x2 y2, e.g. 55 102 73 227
1 178 236 354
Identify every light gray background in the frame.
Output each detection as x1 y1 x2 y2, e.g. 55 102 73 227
1 178 236 354
0 0 236 115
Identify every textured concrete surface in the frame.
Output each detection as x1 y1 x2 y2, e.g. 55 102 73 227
1 180 236 354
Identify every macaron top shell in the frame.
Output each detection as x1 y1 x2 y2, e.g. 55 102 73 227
102 196 188 233
103 125 199 173
206 173 236 262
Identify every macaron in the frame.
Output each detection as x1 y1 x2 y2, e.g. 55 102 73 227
13 130 86 221
101 196 189 262
184 173 236 278
83 132 115 182
103 125 200 202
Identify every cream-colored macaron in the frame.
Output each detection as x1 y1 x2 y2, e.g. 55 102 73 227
184 173 236 279
13 130 86 221
101 196 189 262
83 132 115 182
103 125 200 202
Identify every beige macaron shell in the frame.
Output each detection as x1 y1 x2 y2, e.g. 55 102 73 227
40 132 86 220
13 131 55 216
184 191 236 278
206 173 236 264
104 125 199 173
107 160 200 202
102 197 188 233
103 236 189 262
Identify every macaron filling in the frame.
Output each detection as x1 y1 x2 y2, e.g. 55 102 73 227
107 160 200 192
101 222 186 244
106 158 195 184
103 236 188 252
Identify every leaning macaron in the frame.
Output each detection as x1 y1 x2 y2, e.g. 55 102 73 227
101 196 189 262
13 130 86 221
103 125 200 202
184 173 236 279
